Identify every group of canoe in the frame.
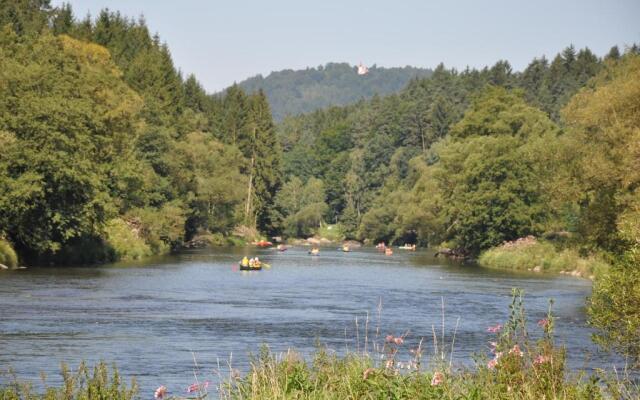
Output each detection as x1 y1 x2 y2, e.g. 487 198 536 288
240 241 417 270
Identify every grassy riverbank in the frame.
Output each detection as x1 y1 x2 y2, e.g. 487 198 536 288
478 237 609 278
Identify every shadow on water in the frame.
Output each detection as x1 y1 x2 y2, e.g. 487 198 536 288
0 246 617 394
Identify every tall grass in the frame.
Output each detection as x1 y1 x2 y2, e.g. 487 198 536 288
478 237 609 277
0 361 137 400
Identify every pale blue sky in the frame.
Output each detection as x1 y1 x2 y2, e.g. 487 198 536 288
53 0 639 92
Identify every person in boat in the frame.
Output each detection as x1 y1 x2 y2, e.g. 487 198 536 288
254 257 261 268
241 256 249 268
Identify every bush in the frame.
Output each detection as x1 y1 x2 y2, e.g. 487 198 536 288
478 237 608 277
315 223 345 242
104 218 152 261
0 238 18 268
588 250 640 366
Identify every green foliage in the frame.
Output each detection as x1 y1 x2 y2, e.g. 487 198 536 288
104 218 152 261
479 238 609 276
0 32 142 256
0 2 284 264
274 177 327 238
588 250 640 365
0 238 18 268
0 0 52 35
0 361 137 400
238 63 433 121
385 88 558 254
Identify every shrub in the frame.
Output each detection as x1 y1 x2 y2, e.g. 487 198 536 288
0 238 18 268
104 218 152 261
479 237 608 277
588 250 640 366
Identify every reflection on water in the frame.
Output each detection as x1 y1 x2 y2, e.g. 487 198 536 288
0 247 615 393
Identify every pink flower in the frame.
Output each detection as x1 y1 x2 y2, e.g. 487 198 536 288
385 335 394 343
537 318 550 328
154 385 167 399
187 381 210 393
487 324 502 333
534 355 551 365
393 337 404 345
487 358 498 369
431 371 444 386
489 341 498 353
363 367 376 379
509 344 523 357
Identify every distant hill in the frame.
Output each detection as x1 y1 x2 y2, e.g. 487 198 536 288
234 63 433 121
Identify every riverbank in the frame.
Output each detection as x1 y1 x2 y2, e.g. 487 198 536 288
478 237 609 279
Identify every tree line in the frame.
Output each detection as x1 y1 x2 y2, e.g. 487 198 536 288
0 1 282 263
237 62 433 121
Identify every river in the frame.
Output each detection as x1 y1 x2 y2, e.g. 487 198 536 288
0 246 615 395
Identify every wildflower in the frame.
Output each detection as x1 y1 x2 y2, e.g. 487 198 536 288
363 367 376 380
431 371 444 386
385 335 394 343
187 381 210 393
486 324 502 333
487 358 498 369
393 337 404 345
385 360 394 369
509 344 523 357
187 383 198 393
154 385 167 399
537 318 550 328
534 355 550 365
489 341 498 353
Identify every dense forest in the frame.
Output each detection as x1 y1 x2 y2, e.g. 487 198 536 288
236 63 432 121
0 1 283 264
0 1 639 364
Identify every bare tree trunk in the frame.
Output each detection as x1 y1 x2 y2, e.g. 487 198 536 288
244 155 255 225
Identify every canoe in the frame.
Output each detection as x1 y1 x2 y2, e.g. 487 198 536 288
255 240 273 247
239 265 262 271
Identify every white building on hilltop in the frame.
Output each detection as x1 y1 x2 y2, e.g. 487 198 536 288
357 63 369 75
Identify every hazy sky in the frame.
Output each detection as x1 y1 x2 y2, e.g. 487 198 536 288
52 0 639 93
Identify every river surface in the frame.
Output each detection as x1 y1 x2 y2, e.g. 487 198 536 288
0 247 615 395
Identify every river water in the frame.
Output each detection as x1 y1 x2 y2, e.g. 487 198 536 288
0 247 615 395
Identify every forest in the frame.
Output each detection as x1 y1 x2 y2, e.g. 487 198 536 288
237 63 432 121
0 1 282 265
0 1 639 364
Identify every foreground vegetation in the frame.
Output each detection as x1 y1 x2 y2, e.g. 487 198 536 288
0 362 137 400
